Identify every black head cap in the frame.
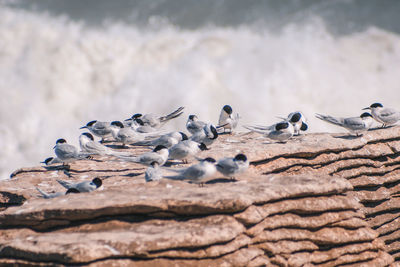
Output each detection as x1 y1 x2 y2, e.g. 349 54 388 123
154 145 167 152
179 132 188 141
86 120 97 127
111 121 124 128
290 112 301 123
210 125 218 139
300 122 308 131
56 138 67 144
234 154 247 162
135 118 145 126
131 113 142 119
42 157 54 165
203 157 216 163
92 177 102 188
360 112 373 118
199 143 208 151
370 103 383 108
188 115 196 121
82 132 94 141
66 188 80 194
275 122 289 131
223 105 233 114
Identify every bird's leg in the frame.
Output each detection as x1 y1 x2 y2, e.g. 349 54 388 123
182 159 188 164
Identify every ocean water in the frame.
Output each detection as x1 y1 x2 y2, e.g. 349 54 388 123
1 0 400 179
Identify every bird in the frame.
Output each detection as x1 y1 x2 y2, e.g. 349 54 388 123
186 115 207 134
216 154 249 180
315 112 374 136
110 121 145 147
116 145 169 166
168 140 208 164
145 162 163 182
40 157 62 165
363 103 400 127
126 106 185 129
190 123 219 146
278 111 308 136
36 187 80 199
132 131 188 148
164 157 217 186
217 105 240 133
244 121 294 143
80 120 112 143
57 177 102 193
79 132 125 156
53 139 90 165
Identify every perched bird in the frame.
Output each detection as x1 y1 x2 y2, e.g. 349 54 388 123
110 121 145 147
363 103 400 127
186 115 207 134
79 132 124 156
190 124 218 146
164 157 217 186
116 145 169 166
315 112 374 136
217 105 240 133
145 162 163 182
40 157 62 165
80 120 112 143
53 139 89 165
126 106 185 129
168 140 208 164
278 111 308 136
57 177 102 193
36 187 80 199
216 154 249 180
244 121 294 143
132 131 188 148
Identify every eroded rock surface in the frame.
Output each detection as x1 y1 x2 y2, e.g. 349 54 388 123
1 126 400 266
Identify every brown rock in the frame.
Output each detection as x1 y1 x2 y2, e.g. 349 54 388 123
235 195 360 226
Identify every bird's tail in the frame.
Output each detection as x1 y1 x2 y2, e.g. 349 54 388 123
114 154 140 163
243 124 273 134
159 106 185 123
315 113 343 126
35 187 49 198
105 150 132 157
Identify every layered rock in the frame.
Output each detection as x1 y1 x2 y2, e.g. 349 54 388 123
1 126 400 265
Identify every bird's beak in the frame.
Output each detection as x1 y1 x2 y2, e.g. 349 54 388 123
362 107 370 110
53 145 56 149
124 118 132 122
80 126 87 129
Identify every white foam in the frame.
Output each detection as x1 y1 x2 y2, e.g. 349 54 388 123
1 7 400 179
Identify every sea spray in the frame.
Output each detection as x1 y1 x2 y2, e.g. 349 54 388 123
1 5 400 179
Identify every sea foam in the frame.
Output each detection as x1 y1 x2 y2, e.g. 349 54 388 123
1 6 400 179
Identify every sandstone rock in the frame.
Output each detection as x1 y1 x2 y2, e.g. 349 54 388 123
2 127 400 265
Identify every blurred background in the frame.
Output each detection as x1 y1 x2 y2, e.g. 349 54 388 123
1 0 400 179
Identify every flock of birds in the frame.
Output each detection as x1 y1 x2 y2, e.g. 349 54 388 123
35 102 400 198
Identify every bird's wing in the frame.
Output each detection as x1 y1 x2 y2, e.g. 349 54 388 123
380 108 399 118
56 144 78 158
181 164 206 180
216 159 238 174
343 117 364 129
315 114 345 126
